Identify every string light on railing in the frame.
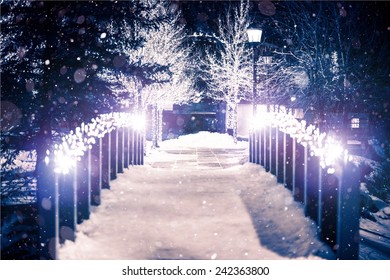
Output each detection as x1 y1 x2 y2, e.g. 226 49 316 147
53 148 75 174
250 111 348 168
132 114 146 131
52 112 144 173
250 112 269 130
45 150 50 165
318 136 345 169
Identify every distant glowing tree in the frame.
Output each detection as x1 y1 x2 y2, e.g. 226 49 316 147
98 4 197 146
201 0 252 142
141 15 197 147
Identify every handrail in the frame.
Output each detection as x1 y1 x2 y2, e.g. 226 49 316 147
37 112 145 259
251 111 345 168
249 111 361 260
50 112 144 174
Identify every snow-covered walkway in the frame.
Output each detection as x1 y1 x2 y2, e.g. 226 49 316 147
59 132 334 260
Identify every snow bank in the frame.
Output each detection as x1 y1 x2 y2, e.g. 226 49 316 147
160 131 248 149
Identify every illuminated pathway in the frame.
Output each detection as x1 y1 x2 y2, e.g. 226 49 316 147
148 147 247 170
59 133 333 260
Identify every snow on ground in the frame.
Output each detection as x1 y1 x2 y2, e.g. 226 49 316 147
158 131 248 149
59 132 334 260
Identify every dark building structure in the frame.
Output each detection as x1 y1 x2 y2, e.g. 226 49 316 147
161 100 226 140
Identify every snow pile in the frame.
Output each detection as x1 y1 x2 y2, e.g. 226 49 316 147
160 131 248 149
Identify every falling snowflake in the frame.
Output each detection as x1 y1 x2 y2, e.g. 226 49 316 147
74 68 87 83
258 1 276 16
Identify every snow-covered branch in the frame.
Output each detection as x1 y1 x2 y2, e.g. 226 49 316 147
201 0 252 141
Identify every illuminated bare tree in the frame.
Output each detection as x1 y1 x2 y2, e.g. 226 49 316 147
98 5 196 146
201 0 252 142
141 16 197 147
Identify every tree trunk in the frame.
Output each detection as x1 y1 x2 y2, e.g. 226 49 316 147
157 107 163 143
151 103 159 148
226 103 234 131
232 103 238 143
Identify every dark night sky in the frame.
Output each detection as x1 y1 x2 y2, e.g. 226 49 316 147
177 1 390 44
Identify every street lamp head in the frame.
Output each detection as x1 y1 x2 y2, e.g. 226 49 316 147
247 27 262 43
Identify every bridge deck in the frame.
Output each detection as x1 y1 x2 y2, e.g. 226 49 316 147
59 135 333 260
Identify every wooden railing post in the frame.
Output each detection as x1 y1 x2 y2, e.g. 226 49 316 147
292 137 296 195
336 159 360 259
260 125 265 166
303 144 308 208
252 130 256 163
36 154 57 259
128 127 134 165
140 130 145 165
123 127 129 169
130 127 135 165
318 157 360 260
133 128 138 165
319 167 339 250
90 138 101 206
133 128 142 165
77 149 90 224
265 125 270 172
294 142 305 202
58 164 77 244
254 130 258 164
102 132 110 189
283 131 287 186
285 134 293 191
270 126 277 175
110 129 118 180
277 129 284 183
118 127 124 173
249 130 254 163
274 127 279 178
134 128 143 165
256 128 261 165
254 129 258 164
317 161 323 232
305 150 320 221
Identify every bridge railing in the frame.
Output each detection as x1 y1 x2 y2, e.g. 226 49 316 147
37 112 145 259
249 111 361 260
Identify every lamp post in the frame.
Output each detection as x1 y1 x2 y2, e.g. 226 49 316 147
247 27 262 116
